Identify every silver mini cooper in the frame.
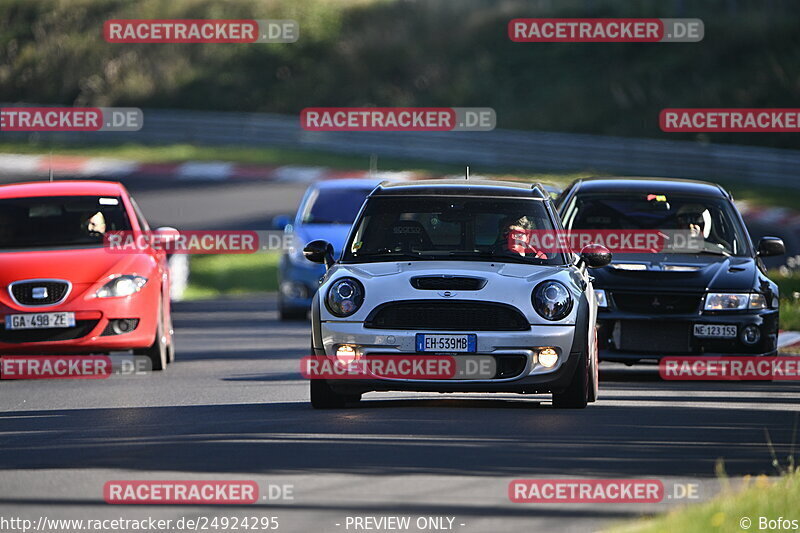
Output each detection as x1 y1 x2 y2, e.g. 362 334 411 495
304 179 611 409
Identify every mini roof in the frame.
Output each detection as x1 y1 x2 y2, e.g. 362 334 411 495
373 178 548 198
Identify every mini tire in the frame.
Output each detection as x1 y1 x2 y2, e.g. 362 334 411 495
552 344 589 409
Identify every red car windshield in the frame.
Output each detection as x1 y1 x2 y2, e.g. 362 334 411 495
0 195 132 249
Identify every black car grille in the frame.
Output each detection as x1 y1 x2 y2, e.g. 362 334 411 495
365 300 530 331
0 320 98 343
10 281 70 306
617 321 692 354
613 292 702 314
410 276 487 291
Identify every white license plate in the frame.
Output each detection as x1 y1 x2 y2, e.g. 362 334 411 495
5 312 76 330
416 333 476 353
693 324 737 338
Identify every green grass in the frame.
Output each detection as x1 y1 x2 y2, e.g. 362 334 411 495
781 300 800 332
183 253 280 300
608 470 800 533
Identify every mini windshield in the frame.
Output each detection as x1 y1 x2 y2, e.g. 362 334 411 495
562 192 749 256
343 196 565 265
0 195 131 249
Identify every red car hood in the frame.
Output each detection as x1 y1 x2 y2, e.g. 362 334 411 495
0 246 150 285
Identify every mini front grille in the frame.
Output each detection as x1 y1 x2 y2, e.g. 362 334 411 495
613 292 702 314
410 276 487 291
365 300 530 331
0 320 98 343
10 280 70 306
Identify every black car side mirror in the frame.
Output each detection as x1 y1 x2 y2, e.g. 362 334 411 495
757 236 785 257
303 240 335 269
579 243 612 269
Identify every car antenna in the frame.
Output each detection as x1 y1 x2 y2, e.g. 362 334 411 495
465 166 469 180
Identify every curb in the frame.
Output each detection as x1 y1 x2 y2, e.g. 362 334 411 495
778 331 800 350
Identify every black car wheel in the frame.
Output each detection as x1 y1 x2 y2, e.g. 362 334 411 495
552 337 590 409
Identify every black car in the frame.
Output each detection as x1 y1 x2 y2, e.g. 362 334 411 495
556 177 785 363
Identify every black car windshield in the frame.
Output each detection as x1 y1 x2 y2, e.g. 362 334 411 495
0 195 131 249
562 192 749 256
344 196 566 265
301 187 374 225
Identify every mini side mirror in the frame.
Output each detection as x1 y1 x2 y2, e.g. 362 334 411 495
303 240 335 268
579 243 612 269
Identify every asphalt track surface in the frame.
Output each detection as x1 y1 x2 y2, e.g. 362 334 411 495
1 177 799 533
2 295 800 533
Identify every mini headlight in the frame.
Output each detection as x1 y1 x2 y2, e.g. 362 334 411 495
704 293 765 311
594 289 608 308
96 275 148 298
326 277 365 317
532 281 573 321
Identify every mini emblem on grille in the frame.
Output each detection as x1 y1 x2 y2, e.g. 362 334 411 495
652 297 661 307
32 287 48 299
438 291 457 298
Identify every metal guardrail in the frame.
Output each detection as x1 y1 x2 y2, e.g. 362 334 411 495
4 108 800 188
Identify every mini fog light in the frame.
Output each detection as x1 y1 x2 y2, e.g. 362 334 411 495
740 325 761 346
538 348 559 368
335 344 358 364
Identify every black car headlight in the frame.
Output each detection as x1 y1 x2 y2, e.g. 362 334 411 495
532 281 573 321
325 277 365 317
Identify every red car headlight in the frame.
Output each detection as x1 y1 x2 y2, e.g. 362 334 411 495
96 275 148 298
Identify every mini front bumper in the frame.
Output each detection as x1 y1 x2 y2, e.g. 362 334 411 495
313 320 580 395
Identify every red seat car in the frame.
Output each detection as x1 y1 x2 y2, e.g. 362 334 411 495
0 180 175 370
